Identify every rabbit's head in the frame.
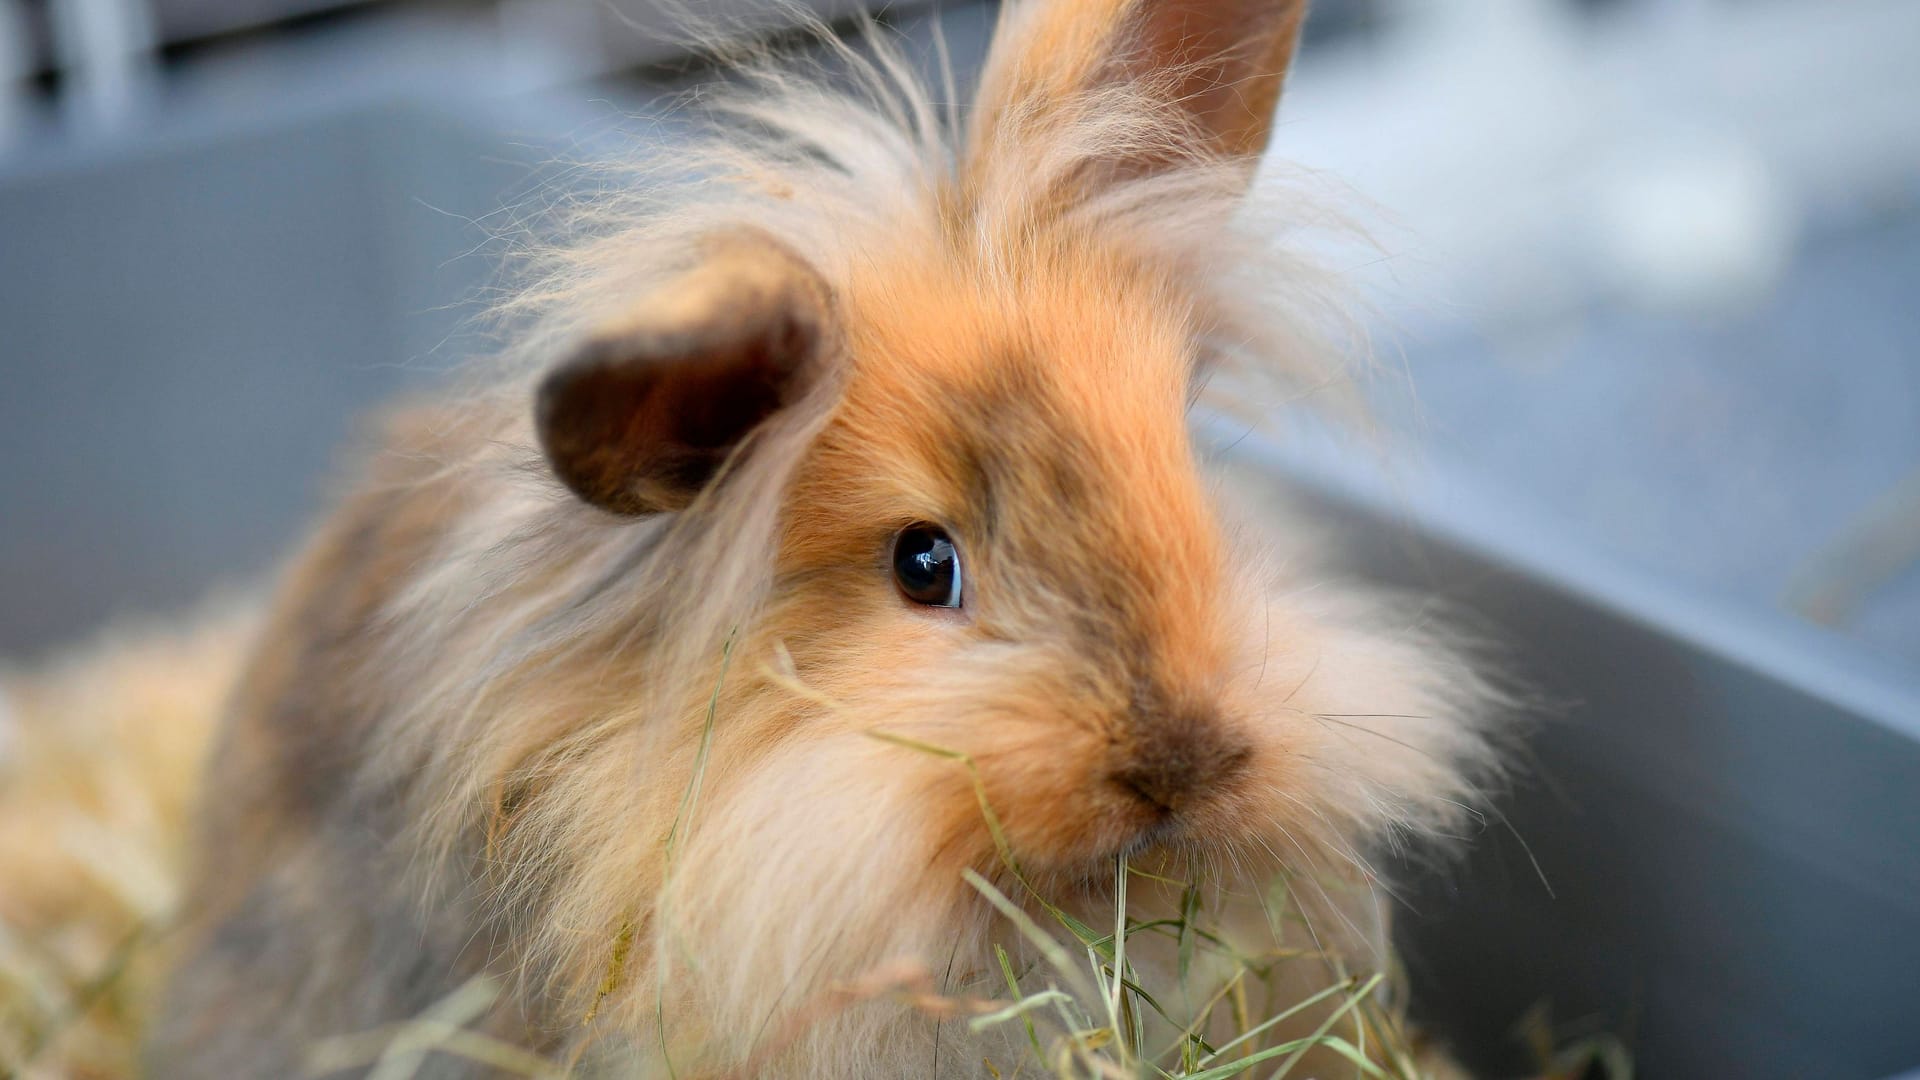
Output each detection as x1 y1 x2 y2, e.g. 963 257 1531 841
372 0 1502 1070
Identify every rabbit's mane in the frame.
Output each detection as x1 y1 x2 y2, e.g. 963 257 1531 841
299 13 1494 1074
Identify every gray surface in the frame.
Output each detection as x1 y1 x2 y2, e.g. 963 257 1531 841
1254 445 1920 1079
0 104 542 655
1389 196 1920 670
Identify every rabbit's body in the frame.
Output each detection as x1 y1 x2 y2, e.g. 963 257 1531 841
10 2 1509 1077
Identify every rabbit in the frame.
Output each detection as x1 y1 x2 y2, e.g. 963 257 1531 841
98 0 1507 1076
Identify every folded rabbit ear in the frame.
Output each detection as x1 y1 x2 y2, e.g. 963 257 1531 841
967 0 1309 188
535 233 833 515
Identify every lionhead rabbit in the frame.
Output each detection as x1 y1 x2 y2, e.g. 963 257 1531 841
127 0 1506 1075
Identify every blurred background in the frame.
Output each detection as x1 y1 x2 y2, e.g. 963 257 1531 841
1 0 1916 1076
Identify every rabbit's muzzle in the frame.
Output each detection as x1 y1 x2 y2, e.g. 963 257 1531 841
1109 706 1251 818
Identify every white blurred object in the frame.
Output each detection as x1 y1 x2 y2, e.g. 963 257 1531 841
49 0 160 129
1590 128 1798 315
1272 0 1920 330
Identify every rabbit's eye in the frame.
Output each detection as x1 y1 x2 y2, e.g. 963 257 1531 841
892 524 963 609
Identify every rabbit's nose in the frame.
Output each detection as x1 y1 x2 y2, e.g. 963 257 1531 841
1112 716 1250 814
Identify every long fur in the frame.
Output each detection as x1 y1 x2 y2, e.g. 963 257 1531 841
4 5 1507 1078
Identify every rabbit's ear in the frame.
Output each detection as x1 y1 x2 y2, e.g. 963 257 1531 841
967 0 1309 184
535 234 832 515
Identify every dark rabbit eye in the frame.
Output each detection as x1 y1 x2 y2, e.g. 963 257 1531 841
892 525 963 608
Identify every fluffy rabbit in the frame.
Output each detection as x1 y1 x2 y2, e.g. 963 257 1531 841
129 1 1505 1075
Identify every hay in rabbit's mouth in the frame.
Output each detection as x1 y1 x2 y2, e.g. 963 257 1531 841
292 858 1437 1079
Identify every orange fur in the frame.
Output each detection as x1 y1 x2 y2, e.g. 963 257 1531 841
6 3 1507 1077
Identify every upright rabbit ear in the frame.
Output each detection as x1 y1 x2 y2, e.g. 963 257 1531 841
967 0 1310 187
535 234 833 515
